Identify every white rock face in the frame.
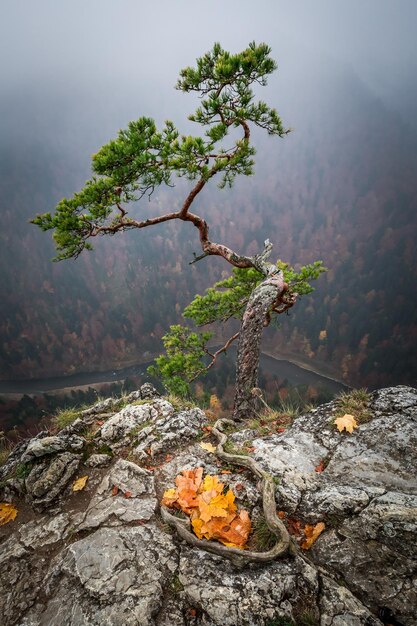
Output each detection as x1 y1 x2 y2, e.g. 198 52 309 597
21 434 85 462
133 407 207 460
22 526 179 626
78 459 157 530
1 386 416 626
98 399 175 446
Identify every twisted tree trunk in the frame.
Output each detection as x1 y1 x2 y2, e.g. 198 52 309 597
233 271 286 421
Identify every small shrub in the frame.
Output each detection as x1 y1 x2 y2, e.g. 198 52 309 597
171 574 184 594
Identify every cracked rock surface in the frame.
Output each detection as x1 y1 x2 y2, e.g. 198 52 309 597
0 385 415 625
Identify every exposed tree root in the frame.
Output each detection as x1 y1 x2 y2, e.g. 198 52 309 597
161 418 293 568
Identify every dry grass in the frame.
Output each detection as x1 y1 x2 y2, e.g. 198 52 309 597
334 388 372 424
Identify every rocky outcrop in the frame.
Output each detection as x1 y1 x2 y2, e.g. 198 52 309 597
0 384 415 626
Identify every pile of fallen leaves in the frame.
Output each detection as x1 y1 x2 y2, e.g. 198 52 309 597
161 467 251 549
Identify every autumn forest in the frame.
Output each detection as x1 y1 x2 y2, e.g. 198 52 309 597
1 44 416 429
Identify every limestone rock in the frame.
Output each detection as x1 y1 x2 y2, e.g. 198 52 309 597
80 396 121 416
85 453 112 467
77 459 157 530
0 431 49 481
319 576 382 626
98 399 174 447
18 513 71 548
244 386 417 625
21 435 85 463
25 451 81 510
1 385 415 626
312 491 417 624
21 525 179 626
179 546 317 626
125 383 159 401
178 546 380 626
133 407 207 460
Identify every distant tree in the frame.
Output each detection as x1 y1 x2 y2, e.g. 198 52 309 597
33 42 325 421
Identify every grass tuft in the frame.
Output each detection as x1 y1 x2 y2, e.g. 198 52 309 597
51 407 82 430
166 394 195 411
251 514 277 552
334 388 372 424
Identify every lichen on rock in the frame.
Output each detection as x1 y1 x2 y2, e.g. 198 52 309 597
0 385 416 625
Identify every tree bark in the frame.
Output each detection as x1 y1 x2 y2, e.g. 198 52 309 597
233 272 286 421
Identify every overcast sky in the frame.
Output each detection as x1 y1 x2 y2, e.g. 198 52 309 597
1 1 416 114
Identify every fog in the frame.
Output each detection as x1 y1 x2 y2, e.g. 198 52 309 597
1 0 416 128
0 0 416 392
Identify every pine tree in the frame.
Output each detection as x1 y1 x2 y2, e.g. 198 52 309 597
32 42 325 421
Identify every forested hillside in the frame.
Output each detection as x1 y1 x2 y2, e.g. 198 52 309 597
1 55 416 389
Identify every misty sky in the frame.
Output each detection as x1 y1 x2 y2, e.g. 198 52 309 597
1 0 416 128
0 0 416 388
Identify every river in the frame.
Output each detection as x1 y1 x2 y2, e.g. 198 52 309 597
0 352 347 396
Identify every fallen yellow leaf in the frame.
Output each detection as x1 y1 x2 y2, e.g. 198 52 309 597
200 442 217 453
334 413 358 433
162 468 252 548
161 487 178 507
191 517 205 539
201 474 224 495
0 502 18 526
72 475 88 492
301 522 326 549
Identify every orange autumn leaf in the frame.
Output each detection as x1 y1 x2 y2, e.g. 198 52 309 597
161 487 178 507
199 442 217 454
301 522 326 549
334 413 358 433
162 468 252 548
204 510 251 548
72 475 88 492
111 485 119 496
175 467 204 491
201 473 223 494
222 510 252 547
315 460 325 473
0 502 18 526
287 517 302 537
177 489 201 512
198 499 230 522
124 491 133 498
198 489 237 522
191 517 205 539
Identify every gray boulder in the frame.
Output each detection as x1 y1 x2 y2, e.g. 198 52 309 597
21 435 85 463
25 451 81 511
0 385 415 626
77 459 157 530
